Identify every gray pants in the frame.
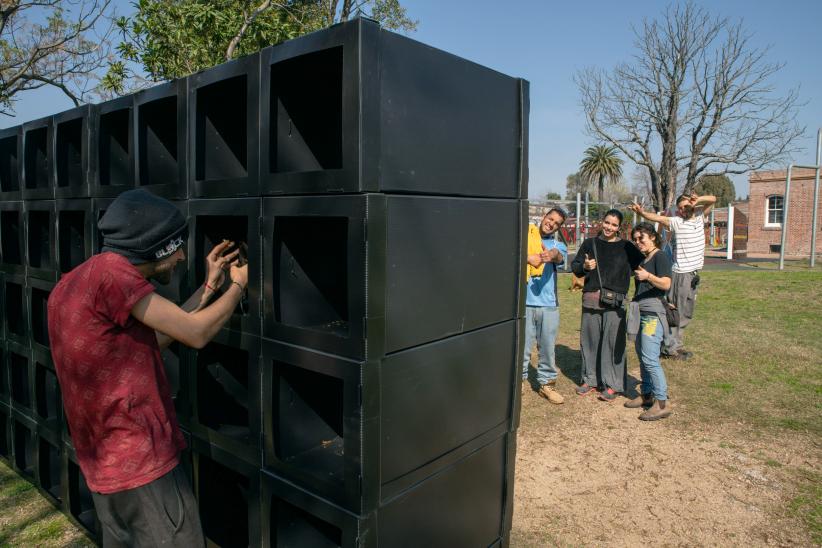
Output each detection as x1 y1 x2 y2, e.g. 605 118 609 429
580 307 627 392
91 464 205 547
664 270 699 354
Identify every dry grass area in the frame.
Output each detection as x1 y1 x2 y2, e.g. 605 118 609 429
1 270 819 546
513 270 821 546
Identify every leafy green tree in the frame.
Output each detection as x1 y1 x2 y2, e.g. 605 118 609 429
694 174 736 207
579 145 623 202
544 191 561 200
104 0 416 94
0 0 115 115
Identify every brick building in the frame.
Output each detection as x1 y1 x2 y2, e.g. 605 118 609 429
747 168 822 256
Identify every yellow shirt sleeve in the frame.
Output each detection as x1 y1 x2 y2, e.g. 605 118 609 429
527 223 545 280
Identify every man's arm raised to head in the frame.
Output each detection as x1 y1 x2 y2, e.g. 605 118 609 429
628 202 671 229
693 194 716 217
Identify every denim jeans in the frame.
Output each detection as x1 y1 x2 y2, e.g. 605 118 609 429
635 314 668 400
523 306 559 385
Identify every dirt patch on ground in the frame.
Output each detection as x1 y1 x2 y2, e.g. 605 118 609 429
511 363 820 547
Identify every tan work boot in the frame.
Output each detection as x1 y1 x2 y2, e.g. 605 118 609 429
538 383 564 405
639 399 672 421
624 394 654 409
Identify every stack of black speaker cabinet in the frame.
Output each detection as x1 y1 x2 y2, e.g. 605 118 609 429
0 18 528 547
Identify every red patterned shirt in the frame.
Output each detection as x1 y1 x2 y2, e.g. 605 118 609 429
48 252 185 494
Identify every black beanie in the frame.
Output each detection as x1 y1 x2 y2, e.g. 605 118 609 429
99 189 188 264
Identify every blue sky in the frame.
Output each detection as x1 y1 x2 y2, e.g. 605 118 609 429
4 0 821 199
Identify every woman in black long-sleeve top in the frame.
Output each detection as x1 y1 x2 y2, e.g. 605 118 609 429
571 209 644 401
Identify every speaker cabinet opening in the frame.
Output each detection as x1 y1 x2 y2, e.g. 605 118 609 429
1 210 22 265
196 341 250 442
35 361 60 425
0 408 8 459
195 76 248 182
10 351 29 409
58 210 87 272
195 214 249 316
270 497 342 548
31 287 50 348
0 135 19 192
68 459 97 532
99 108 131 187
38 438 62 502
273 362 344 485
198 454 249 547
56 118 83 188
270 47 343 174
139 96 178 186
273 216 348 336
24 127 49 190
27 210 52 269
13 421 34 478
5 281 24 336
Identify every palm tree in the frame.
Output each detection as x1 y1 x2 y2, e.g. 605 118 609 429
579 145 623 202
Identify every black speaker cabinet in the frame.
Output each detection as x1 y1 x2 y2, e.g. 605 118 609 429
192 438 262 547
54 105 90 199
33 348 61 434
28 278 53 355
24 200 57 282
0 126 22 201
259 18 527 199
56 199 93 275
262 432 513 548
37 431 63 504
12 411 36 480
0 200 26 276
65 446 100 538
188 53 260 198
91 95 134 198
0 343 7 406
262 194 522 360
188 197 261 334
189 329 261 465
0 403 10 461
21 115 54 200
261 320 517 515
162 341 190 428
135 80 188 199
8 341 32 413
3 274 27 345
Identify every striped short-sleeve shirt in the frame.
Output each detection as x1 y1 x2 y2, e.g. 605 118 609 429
669 213 705 273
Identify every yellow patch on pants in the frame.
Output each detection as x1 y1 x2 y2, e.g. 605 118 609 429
642 317 658 336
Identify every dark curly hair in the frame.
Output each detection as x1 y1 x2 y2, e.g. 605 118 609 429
631 222 663 249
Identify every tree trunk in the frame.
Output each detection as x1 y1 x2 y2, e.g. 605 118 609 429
598 174 604 203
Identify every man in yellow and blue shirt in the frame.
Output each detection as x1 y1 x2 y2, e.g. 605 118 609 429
524 208 568 404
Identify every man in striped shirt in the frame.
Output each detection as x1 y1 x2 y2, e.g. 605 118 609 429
629 193 715 360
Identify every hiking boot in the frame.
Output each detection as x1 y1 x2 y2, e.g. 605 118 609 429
576 383 596 396
538 383 564 404
677 349 693 360
624 394 654 409
598 387 619 402
639 400 673 421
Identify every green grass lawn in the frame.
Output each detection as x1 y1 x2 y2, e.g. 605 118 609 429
1 269 820 545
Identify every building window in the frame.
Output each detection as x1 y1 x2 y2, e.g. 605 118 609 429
765 195 783 227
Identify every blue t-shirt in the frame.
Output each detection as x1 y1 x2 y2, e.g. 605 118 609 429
525 236 567 307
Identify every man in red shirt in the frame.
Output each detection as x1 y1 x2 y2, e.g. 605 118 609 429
48 189 248 546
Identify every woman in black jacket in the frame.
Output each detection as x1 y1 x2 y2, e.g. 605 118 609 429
571 209 643 401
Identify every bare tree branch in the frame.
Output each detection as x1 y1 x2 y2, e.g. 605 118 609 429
576 1 803 210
